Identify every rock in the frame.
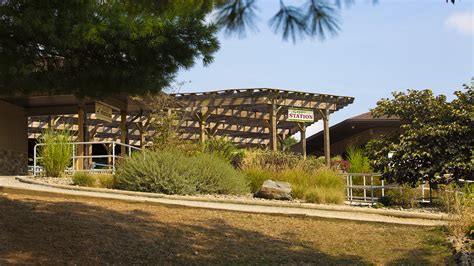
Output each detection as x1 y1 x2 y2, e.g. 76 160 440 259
254 180 292 200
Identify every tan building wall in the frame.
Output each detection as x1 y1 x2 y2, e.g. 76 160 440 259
0 100 27 175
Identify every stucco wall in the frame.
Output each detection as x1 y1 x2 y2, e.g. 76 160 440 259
0 100 27 175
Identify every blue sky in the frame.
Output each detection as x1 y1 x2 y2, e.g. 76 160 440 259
177 0 473 137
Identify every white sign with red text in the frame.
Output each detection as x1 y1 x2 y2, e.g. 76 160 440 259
287 108 314 122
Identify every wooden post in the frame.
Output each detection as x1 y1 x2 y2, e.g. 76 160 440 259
47 115 55 129
120 110 127 156
102 143 113 169
323 108 330 167
139 129 146 148
269 101 278 151
199 120 207 144
76 104 85 171
298 122 307 160
88 125 99 167
194 107 210 144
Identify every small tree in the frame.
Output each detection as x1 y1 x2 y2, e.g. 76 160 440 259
366 86 473 197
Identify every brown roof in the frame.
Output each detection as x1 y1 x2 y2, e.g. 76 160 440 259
304 111 401 155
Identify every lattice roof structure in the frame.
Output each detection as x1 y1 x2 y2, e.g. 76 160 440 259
23 88 354 159
172 88 354 148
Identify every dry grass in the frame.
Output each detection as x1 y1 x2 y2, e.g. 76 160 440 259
0 188 453 265
244 167 345 204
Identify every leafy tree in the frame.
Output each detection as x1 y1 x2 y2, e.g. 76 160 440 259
0 0 219 98
366 86 473 191
0 0 457 98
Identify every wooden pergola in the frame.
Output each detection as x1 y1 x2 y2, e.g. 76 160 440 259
23 88 354 166
172 88 354 163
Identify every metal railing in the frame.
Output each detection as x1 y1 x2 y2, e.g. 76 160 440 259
344 173 399 205
33 141 140 176
344 173 474 205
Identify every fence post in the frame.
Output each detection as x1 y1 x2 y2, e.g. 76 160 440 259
33 144 37 177
350 175 353 204
370 175 374 205
381 179 385 197
112 142 116 174
346 175 350 201
363 175 367 202
71 143 76 176
421 181 425 202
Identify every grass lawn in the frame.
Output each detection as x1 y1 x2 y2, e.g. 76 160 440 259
0 188 453 265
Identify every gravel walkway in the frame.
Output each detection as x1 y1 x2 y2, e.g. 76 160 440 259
0 176 449 226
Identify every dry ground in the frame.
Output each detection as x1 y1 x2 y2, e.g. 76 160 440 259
0 188 453 265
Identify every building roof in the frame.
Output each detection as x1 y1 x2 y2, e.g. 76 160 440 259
305 112 401 154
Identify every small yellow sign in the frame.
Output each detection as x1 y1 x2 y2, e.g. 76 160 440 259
95 101 113 123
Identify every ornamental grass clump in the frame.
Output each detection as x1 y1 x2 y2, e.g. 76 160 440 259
72 172 96 187
241 150 326 172
244 167 345 204
346 146 371 173
72 173 116 188
38 129 73 177
114 149 249 195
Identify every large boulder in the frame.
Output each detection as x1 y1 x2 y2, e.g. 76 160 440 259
254 180 292 200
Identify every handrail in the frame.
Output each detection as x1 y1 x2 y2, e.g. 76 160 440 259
33 141 140 176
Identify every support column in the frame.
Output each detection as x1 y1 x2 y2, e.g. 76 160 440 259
323 108 330 167
47 115 55 129
199 120 207 143
88 125 99 167
102 143 113 169
194 107 210 144
120 110 127 156
76 104 85 170
269 101 278 151
139 129 146 148
298 122 307 160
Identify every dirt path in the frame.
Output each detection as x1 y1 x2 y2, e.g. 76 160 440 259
0 177 448 226
0 187 452 264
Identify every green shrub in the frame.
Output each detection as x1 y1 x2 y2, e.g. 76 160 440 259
38 129 72 177
204 137 245 167
95 174 115 189
379 186 419 208
372 202 385 209
114 149 249 195
437 184 473 242
72 172 95 187
346 146 371 173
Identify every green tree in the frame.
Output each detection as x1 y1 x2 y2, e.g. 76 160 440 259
0 0 219 98
0 0 456 98
366 86 473 190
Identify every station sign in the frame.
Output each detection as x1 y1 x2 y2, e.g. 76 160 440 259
287 108 314 122
95 101 113 123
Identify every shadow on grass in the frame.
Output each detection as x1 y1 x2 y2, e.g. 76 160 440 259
387 227 454 265
0 192 366 264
